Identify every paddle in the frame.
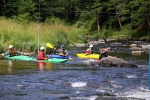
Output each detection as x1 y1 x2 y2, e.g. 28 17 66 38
46 43 54 48
104 39 113 53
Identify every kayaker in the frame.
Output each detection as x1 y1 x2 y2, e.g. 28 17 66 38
99 47 111 60
85 44 93 55
38 46 47 60
57 44 68 56
4 45 18 56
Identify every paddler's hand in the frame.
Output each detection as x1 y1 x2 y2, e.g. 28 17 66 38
59 53 64 56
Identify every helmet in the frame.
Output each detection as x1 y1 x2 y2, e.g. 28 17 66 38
89 44 93 48
40 46 45 50
9 45 13 49
61 45 64 48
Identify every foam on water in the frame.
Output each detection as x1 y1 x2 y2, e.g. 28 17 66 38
71 82 87 88
70 95 98 100
121 87 150 100
126 75 137 78
125 91 150 100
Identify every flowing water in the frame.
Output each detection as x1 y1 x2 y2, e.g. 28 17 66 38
0 40 149 100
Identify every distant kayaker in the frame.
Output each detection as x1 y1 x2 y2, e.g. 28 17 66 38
57 45 68 56
38 46 47 60
85 44 93 55
99 47 111 60
4 45 18 56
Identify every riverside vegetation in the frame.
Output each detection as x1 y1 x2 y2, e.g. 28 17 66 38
0 17 149 53
0 0 149 53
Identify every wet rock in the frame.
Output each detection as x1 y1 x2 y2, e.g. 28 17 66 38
94 92 116 97
59 96 70 99
141 44 150 50
73 43 87 47
99 57 137 67
130 47 142 51
132 51 145 55
130 43 138 47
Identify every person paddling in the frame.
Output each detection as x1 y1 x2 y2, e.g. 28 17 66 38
85 44 93 55
57 45 68 56
37 46 47 60
99 47 111 60
4 45 18 56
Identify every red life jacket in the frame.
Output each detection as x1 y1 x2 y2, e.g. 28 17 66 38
85 48 90 55
38 51 46 60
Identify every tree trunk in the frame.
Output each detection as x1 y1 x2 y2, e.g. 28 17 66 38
148 14 150 28
96 12 100 34
66 10 68 22
116 10 122 29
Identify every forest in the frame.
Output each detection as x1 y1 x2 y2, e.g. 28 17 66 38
0 0 149 52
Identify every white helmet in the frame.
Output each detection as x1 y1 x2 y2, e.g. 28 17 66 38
40 46 45 50
9 45 13 49
89 44 93 48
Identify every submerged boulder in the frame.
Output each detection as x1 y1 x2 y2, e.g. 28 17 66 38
99 56 137 67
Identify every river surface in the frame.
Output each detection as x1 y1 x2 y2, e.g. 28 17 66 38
0 40 150 100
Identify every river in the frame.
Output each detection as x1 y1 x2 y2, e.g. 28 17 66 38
0 40 150 100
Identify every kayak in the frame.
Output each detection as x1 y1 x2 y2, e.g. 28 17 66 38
5 55 67 63
46 54 73 60
38 58 67 63
76 53 99 59
5 55 36 61
46 54 68 59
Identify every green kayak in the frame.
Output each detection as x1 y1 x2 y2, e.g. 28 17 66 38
5 55 36 61
5 55 67 63
38 58 67 63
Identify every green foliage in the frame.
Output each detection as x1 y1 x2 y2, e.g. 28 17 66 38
45 17 66 25
0 0 149 46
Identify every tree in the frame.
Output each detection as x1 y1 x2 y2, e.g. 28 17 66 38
130 0 150 30
17 0 37 22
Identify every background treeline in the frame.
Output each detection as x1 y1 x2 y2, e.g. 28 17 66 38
0 0 149 52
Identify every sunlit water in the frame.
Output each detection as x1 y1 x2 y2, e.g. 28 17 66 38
0 40 149 100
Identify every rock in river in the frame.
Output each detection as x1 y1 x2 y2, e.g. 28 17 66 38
99 56 137 67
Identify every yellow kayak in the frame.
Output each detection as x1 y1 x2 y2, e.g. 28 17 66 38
76 53 99 59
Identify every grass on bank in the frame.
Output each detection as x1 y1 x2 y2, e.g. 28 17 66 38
0 18 85 53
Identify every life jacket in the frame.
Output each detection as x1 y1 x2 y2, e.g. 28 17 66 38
85 48 91 55
10 49 17 56
58 49 67 56
38 51 46 60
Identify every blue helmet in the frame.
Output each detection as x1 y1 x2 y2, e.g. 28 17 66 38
61 45 64 48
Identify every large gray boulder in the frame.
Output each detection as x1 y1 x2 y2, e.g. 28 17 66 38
99 56 137 67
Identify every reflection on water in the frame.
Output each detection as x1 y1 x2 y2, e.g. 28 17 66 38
37 62 53 71
8 60 12 73
38 62 44 70
0 60 54 75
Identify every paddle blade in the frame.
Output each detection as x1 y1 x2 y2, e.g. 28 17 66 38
68 57 73 60
46 43 53 48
